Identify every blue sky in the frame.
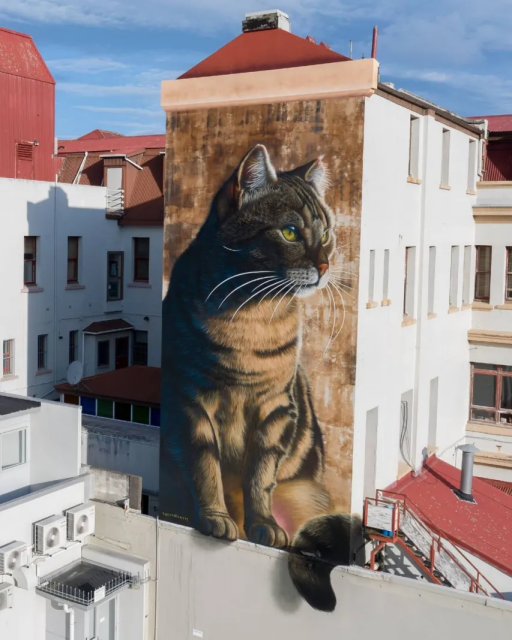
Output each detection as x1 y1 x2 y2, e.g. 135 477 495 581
1 0 511 139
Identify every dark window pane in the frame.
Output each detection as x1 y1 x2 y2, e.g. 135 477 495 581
477 246 492 270
150 407 160 427
114 402 131 421
97 399 114 418
475 273 490 300
98 341 110 367
81 396 96 416
68 237 79 259
64 394 79 405
472 363 497 371
473 373 496 407
471 408 496 422
503 366 512 372
501 376 512 410
135 238 150 258
133 405 150 424
24 262 34 283
499 413 512 425
135 259 149 281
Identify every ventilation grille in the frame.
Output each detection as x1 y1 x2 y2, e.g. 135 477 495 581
17 143 33 160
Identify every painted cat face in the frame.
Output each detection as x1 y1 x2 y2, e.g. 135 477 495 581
215 145 335 297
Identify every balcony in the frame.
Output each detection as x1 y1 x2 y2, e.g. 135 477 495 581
106 188 125 218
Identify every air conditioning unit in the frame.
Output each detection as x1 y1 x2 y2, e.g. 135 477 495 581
0 583 13 612
34 515 67 554
66 503 96 541
0 542 29 573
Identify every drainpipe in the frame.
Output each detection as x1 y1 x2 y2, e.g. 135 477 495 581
53 181 58 397
62 604 75 640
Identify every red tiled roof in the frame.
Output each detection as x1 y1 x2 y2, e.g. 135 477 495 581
78 129 124 140
469 115 512 133
57 134 165 155
121 151 164 226
57 155 82 184
179 28 349 80
56 366 161 406
390 457 512 576
0 26 55 84
82 319 134 334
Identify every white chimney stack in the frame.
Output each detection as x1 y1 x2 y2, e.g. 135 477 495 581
243 10 291 33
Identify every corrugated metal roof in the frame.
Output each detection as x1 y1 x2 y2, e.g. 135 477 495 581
486 142 512 180
479 477 512 497
57 134 165 155
390 456 512 577
78 129 124 140
179 28 349 80
470 114 512 133
0 26 54 84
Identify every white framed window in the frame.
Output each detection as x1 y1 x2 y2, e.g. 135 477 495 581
408 116 420 179
3 339 14 376
383 249 390 302
449 245 460 308
1 429 27 470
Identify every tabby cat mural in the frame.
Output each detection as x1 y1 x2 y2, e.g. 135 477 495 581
160 144 360 612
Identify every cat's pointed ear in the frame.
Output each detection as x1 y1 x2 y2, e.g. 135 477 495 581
237 144 277 195
289 157 330 197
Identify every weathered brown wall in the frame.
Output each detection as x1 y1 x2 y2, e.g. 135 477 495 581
163 97 364 509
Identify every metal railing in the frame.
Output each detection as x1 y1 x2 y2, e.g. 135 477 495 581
107 188 124 214
364 492 505 599
37 570 135 606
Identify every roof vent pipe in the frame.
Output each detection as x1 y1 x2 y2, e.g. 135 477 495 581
455 444 480 502
243 10 291 33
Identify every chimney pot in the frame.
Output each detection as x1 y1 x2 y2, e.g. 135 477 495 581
243 10 291 33
456 443 480 502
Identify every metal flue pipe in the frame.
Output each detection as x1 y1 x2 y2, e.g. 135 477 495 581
457 444 479 501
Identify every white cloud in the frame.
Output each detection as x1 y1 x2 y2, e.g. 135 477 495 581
47 57 127 73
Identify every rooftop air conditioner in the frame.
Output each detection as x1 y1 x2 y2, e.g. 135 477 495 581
34 515 67 554
0 583 13 612
66 503 96 541
0 542 29 573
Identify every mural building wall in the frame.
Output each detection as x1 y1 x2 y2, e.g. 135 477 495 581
160 92 368 611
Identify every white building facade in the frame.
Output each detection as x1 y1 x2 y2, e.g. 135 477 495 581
0 179 163 400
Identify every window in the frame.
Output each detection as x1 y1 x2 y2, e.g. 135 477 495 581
467 139 477 191
24 236 37 285
114 402 131 422
133 331 148 366
441 128 450 186
449 246 460 308
97 399 114 419
3 340 14 376
97 340 110 368
470 363 512 426
150 407 161 427
474 246 492 302
106 167 123 190
462 245 472 305
1 429 26 470
80 396 96 416
506 248 512 301
134 238 150 282
107 252 123 301
408 116 420 179
133 405 150 425
403 247 416 318
383 249 389 301
37 335 48 370
69 330 78 364
428 247 436 315
368 250 375 303
67 237 79 283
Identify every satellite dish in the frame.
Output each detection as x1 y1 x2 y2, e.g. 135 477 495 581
67 361 83 386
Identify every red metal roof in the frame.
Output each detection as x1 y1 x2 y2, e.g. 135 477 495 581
56 366 161 406
82 319 134 334
78 129 124 140
470 115 512 133
179 29 349 80
389 457 512 576
0 26 54 84
57 134 165 155
479 477 512 497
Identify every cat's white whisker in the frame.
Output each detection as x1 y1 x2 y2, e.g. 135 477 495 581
269 281 297 323
251 276 280 293
323 283 337 355
265 278 293 306
230 278 287 321
205 270 275 302
329 281 347 341
219 276 280 309
223 246 242 252
286 284 303 308
329 278 355 300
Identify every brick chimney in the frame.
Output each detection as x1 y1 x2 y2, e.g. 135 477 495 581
242 10 291 33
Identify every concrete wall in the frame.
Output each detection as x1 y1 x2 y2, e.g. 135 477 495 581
93 504 512 640
352 93 478 509
0 178 163 399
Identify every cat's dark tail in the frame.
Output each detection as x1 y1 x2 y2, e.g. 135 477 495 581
287 513 364 612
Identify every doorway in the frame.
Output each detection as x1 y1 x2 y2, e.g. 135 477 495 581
115 337 129 369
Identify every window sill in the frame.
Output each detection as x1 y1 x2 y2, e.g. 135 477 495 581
472 301 493 311
462 303 472 310
0 374 18 382
439 184 451 190
467 421 512 438
401 316 417 327
448 305 460 314
128 282 152 289
21 286 44 294
97 365 110 370
466 189 477 196
66 283 86 291
366 301 378 309
427 312 437 319
35 368 52 377
407 176 422 185
381 299 392 307
494 303 512 310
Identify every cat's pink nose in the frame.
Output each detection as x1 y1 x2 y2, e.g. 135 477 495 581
317 263 329 277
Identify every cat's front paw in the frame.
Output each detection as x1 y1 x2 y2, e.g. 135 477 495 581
198 509 238 541
246 518 289 548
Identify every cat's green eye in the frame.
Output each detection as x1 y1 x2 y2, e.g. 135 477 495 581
321 230 329 245
282 226 299 242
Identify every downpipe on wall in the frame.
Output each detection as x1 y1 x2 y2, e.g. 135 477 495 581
62 604 75 640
